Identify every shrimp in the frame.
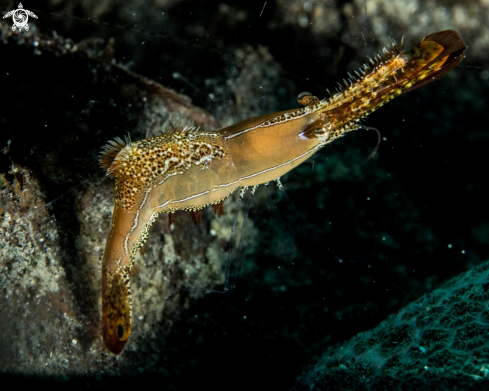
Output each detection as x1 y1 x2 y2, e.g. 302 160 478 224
99 30 466 354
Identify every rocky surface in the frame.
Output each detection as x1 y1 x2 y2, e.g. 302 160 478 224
293 260 489 390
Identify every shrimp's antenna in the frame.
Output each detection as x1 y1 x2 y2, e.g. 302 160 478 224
15 178 91 221
204 202 240 294
223 85 238 125
259 1 268 18
347 124 381 172
361 0 369 58
205 192 252 294
172 71 223 128
284 125 381 190
222 197 241 292
266 183 298 258
230 194 253 290
31 9 223 56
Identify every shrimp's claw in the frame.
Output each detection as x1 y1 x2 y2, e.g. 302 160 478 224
403 29 467 93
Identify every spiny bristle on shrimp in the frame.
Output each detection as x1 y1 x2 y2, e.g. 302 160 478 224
99 30 466 355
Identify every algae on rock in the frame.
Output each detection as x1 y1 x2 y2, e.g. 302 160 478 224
294 261 489 389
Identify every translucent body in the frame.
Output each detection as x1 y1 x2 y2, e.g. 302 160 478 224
100 30 466 354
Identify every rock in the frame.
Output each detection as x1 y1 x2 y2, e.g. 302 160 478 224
294 260 489 389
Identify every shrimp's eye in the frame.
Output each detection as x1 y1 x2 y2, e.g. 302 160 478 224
314 127 331 140
298 91 320 107
297 91 313 105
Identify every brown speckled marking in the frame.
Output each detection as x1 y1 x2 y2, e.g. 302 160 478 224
102 128 226 210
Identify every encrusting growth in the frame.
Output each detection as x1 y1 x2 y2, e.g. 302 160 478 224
99 30 466 355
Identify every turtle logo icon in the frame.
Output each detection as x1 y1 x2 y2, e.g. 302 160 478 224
3 3 38 32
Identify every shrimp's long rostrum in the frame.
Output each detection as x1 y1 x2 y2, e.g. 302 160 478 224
100 30 466 354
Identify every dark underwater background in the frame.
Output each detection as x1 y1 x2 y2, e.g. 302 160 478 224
1 0 488 389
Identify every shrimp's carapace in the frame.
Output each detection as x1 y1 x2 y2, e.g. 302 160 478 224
100 30 466 354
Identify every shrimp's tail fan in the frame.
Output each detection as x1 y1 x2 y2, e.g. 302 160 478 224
401 29 467 94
